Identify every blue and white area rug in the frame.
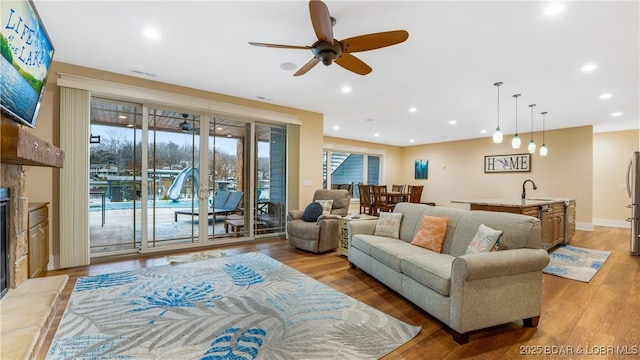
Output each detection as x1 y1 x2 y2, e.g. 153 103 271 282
47 252 420 359
543 245 611 283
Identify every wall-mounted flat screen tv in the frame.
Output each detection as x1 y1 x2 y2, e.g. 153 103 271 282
1 0 54 128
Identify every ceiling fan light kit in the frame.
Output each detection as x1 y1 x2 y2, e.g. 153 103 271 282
249 0 409 76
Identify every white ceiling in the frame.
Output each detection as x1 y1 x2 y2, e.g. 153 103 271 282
34 0 639 146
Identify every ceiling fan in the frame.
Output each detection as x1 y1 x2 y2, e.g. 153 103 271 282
249 0 409 76
179 113 199 133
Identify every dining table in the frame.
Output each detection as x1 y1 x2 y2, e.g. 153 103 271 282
386 191 411 204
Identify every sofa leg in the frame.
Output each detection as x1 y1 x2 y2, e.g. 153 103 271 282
452 331 469 344
348 261 357 269
523 316 540 328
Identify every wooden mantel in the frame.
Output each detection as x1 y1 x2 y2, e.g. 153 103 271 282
1 124 65 168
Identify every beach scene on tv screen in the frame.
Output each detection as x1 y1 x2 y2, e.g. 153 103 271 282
1 0 54 125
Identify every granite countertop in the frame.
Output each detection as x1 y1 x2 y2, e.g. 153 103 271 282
451 197 574 208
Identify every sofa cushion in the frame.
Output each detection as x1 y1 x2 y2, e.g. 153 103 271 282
449 211 541 256
374 212 403 239
411 215 449 252
351 234 399 256
302 202 323 222
370 240 419 272
315 199 334 215
402 252 455 296
465 224 503 254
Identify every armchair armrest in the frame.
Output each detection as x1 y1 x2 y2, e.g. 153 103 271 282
287 210 304 221
317 214 341 222
452 248 550 281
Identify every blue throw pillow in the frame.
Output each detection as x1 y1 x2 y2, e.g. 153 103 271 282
302 202 324 222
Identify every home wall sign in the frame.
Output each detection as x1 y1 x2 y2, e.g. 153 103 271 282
484 153 531 173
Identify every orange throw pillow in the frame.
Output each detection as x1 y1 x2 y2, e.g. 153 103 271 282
411 215 449 252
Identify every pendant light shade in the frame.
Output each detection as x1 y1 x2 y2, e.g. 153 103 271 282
540 111 548 156
492 82 503 144
512 94 521 149
528 104 536 154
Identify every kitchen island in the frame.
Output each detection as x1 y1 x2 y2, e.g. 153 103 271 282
451 198 576 251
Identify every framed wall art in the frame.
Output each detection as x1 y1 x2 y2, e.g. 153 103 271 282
415 159 429 179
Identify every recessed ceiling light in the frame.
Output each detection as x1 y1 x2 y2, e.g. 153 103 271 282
449 120 457 125
599 93 612 99
581 63 597 72
408 107 417 113
118 115 127 119
216 127 223 131
142 26 161 40
341 86 351 94
280 62 297 71
611 112 622 117
126 124 134 128
332 125 339 130
544 3 566 16
374 133 380 137
481 129 487 134
226 134 232 138
409 139 415 143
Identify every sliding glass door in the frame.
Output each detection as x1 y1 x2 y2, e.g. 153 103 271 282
255 123 287 235
89 97 286 258
89 98 143 254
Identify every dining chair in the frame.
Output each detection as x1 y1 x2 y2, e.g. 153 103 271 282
358 184 373 215
372 185 392 215
407 185 424 203
391 184 405 192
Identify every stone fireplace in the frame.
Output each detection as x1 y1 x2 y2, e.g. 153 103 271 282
0 162 30 291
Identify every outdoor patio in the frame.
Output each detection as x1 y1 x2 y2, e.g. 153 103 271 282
89 199 283 255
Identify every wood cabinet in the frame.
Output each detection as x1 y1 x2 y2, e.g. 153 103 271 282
28 203 49 278
540 203 565 250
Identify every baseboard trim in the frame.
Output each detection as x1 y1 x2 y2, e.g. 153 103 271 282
576 222 594 231
592 218 631 228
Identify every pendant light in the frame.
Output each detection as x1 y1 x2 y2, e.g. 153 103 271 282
528 104 536 153
492 82 503 144
511 94 521 149
539 111 548 156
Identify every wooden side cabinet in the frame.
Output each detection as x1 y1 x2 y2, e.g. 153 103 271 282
540 203 565 250
28 202 49 278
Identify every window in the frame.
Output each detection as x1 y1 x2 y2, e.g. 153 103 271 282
323 148 383 198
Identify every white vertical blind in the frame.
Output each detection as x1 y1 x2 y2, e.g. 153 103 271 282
59 87 90 268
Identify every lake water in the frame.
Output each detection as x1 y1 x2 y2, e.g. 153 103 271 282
0 57 39 123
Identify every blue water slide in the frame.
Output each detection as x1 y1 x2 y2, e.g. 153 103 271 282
167 168 200 201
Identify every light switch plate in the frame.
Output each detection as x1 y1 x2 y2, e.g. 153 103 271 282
303 180 311 187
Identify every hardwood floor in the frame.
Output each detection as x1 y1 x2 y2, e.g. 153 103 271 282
37 227 638 359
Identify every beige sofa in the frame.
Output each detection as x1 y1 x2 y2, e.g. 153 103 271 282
348 202 550 343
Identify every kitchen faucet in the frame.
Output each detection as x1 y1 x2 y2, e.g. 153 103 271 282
522 179 537 200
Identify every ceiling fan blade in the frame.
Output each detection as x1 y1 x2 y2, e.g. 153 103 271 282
309 0 333 43
341 30 409 53
248 42 311 50
334 53 372 75
294 57 320 76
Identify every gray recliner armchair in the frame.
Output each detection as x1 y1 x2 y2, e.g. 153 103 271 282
287 189 351 253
